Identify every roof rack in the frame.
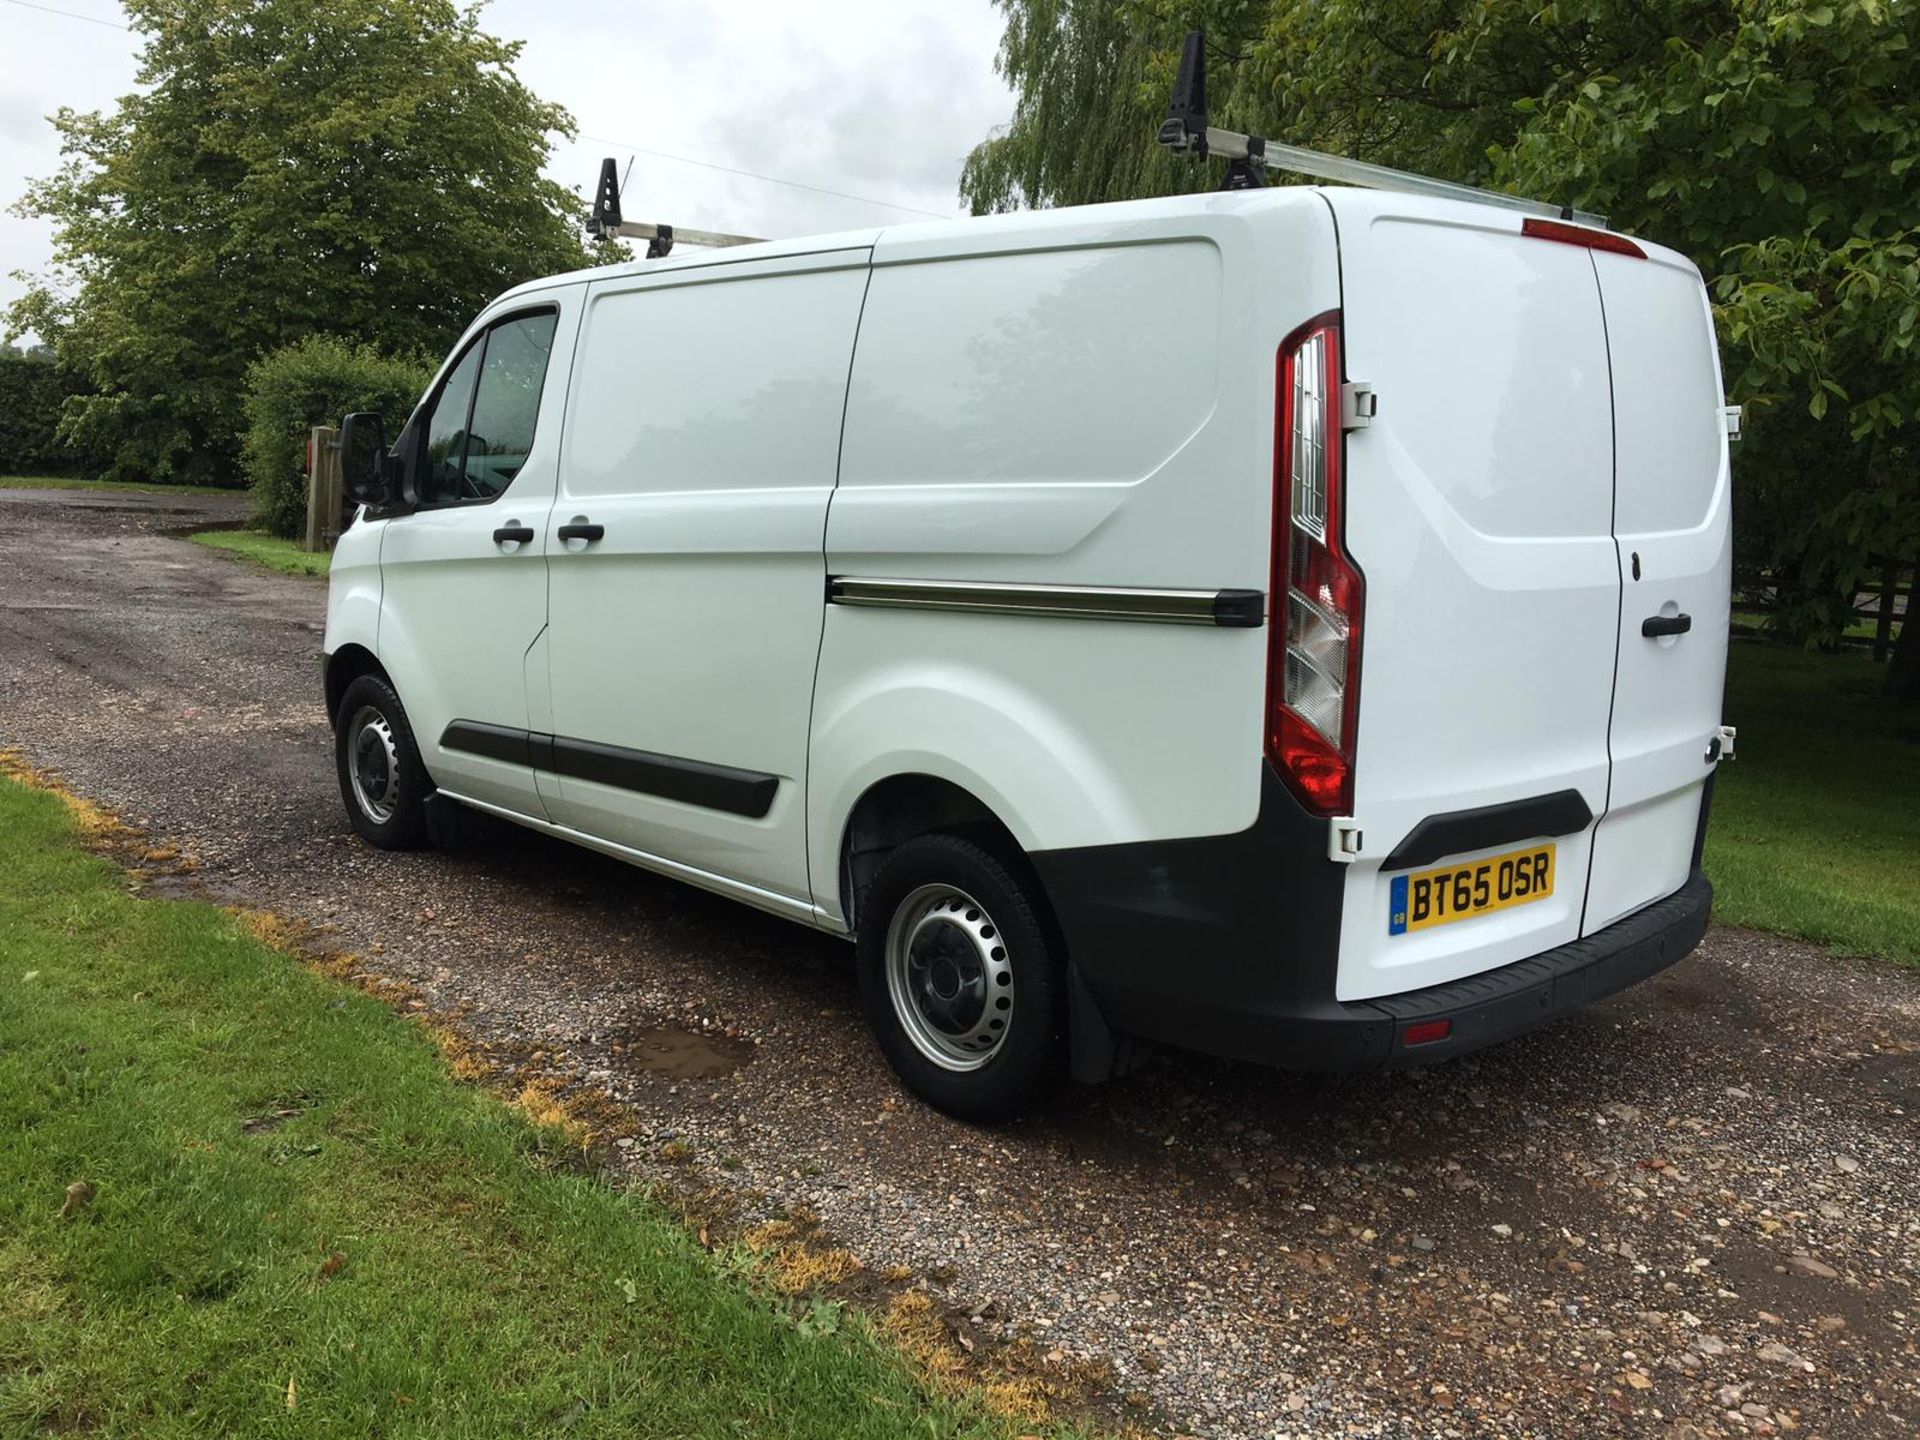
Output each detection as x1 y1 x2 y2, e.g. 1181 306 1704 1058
585 157 763 258
1157 30 1607 230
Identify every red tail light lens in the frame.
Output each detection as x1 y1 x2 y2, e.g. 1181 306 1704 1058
1270 314 1362 816
1402 1019 1452 1047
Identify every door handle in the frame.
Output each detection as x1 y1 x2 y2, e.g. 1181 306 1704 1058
557 520 605 544
1641 612 1692 638
492 523 535 546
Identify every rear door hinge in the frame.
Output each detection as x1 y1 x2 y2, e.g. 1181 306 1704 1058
1708 723 1737 764
1722 405 1743 443
1341 382 1377 431
1328 817 1363 864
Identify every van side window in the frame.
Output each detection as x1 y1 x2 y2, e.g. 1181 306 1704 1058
416 308 559 506
421 341 483 502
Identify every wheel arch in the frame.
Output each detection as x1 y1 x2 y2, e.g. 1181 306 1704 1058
837 772 1025 934
324 643 390 724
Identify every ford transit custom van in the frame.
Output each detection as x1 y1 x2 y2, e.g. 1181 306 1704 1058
324 185 1733 1119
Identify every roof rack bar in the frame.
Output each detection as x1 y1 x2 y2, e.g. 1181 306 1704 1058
1159 32 1606 230
584 157 763 257
600 220 763 250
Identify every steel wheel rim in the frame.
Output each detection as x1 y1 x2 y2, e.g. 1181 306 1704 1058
347 704 400 825
884 883 1014 1072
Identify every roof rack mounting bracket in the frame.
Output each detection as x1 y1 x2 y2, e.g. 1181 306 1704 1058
583 156 764 254
1157 31 1607 229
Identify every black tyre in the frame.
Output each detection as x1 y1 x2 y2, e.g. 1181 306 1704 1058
856 832 1063 1122
333 673 432 850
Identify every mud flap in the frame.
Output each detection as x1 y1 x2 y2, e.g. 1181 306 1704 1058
1068 960 1138 1084
422 791 470 849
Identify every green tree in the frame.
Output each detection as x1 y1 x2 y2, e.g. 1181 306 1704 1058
8 0 602 488
964 0 1920 698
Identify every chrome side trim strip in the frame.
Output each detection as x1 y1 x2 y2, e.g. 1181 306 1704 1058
828 577 1264 628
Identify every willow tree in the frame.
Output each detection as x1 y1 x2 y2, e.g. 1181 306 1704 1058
9 0 600 486
965 1 1920 696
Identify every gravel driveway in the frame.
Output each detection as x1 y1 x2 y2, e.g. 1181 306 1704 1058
3 486 1916 1439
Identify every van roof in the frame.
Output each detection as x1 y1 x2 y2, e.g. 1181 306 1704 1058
496 184 1681 301
496 187 1332 301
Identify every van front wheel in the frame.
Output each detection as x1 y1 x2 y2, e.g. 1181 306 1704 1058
333 674 431 850
856 833 1061 1121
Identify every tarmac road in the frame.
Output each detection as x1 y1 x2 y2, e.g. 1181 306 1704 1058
2 484 1916 1439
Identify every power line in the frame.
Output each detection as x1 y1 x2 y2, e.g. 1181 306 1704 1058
577 131 950 220
1 0 129 29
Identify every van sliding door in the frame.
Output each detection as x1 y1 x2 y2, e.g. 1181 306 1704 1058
541 250 872 905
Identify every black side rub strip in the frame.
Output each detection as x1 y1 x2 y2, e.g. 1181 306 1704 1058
440 723 778 820
1381 788 1594 872
442 719 532 768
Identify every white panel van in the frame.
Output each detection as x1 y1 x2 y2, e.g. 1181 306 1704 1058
324 186 1732 1120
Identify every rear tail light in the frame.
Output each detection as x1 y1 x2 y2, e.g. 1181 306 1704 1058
1520 217 1646 259
1270 314 1362 816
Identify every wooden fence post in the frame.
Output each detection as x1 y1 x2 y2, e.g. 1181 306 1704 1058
303 426 341 554
1872 559 1899 663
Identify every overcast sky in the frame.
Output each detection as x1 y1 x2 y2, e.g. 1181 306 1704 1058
0 0 1016 344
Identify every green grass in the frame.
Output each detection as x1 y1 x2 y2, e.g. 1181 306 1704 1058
189 528 331 578
0 474 234 497
1704 640 1920 964
0 777 1047 1439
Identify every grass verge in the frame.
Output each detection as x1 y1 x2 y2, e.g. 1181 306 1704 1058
189 528 330 578
1704 640 1920 964
0 771 1057 1438
0 474 234 497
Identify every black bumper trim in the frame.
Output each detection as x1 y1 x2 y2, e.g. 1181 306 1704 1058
1075 868 1710 1073
1381 788 1594 871
1362 871 1711 1067
1033 764 1713 1075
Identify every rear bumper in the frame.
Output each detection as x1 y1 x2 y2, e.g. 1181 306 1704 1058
1032 765 1713 1073
1342 871 1710 1068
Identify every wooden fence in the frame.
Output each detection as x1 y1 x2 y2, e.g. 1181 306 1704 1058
1734 561 1912 661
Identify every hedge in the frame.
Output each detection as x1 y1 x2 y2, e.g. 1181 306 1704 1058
243 337 434 539
0 350 111 476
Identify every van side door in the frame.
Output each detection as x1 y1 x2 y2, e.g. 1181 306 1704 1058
541 250 871 907
376 288 582 819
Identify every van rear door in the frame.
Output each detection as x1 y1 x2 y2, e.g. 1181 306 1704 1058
1329 195 1621 1001
1582 249 1731 932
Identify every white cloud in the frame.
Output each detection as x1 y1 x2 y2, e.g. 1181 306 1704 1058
1 0 1014 343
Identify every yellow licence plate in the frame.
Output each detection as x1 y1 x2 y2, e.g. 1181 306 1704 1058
1389 843 1555 936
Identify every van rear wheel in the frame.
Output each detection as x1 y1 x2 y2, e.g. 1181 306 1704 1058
856 833 1061 1121
333 674 431 850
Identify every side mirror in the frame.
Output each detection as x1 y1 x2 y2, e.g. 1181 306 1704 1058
339 412 394 506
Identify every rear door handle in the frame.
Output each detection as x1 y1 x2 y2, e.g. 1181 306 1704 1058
1641 612 1692 638
557 520 605 544
492 523 535 546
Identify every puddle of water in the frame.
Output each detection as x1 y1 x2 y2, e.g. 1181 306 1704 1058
617 1026 755 1080
56 501 224 519
140 873 203 902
